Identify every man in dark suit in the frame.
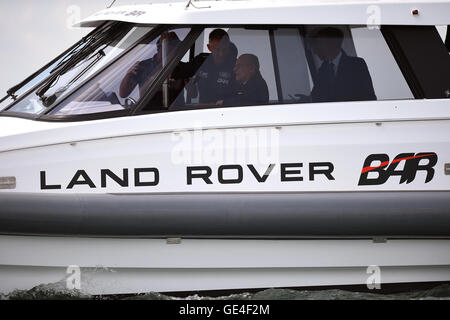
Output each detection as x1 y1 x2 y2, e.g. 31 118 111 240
310 27 376 103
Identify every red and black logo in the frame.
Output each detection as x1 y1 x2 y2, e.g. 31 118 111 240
358 152 438 186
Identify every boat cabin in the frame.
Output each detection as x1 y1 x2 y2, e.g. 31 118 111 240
0 0 449 122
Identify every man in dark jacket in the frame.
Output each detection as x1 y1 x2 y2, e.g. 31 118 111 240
310 27 376 103
172 29 237 105
218 54 269 107
119 31 184 109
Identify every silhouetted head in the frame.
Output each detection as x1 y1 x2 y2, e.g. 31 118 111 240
311 27 344 61
156 31 181 62
234 54 260 84
207 29 231 65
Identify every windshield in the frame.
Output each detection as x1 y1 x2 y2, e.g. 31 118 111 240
49 27 192 116
2 23 153 115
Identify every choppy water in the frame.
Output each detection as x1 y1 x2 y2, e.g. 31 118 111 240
2 282 450 300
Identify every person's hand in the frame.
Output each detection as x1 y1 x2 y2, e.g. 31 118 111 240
185 78 198 99
127 61 145 79
120 61 144 98
159 32 170 41
216 100 224 106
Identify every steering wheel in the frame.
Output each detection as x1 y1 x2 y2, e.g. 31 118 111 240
124 97 137 109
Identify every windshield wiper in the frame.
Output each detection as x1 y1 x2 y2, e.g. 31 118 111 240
35 23 125 107
1 23 110 105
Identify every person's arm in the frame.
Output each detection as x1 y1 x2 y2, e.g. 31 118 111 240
119 61 144 98
241 76 269 106
219 79 240 107
172 54 208 79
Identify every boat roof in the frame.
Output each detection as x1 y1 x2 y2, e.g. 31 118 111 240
76 0 450 27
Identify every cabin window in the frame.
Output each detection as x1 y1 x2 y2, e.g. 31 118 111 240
141 27 279 111
298 25 413 103
49 27 191 116
136 25 415 113
384 25 450 99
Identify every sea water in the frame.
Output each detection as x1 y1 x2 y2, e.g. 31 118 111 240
2 282 450 300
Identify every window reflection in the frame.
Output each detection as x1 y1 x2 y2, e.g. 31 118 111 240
7 24 152 115
51 28 190 115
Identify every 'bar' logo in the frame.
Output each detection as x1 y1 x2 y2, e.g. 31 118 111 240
358 152 438 186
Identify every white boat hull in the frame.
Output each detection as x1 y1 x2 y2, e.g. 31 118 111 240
1 235 449 295
1 100 450 294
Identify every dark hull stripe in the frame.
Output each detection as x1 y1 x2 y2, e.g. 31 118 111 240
0 191 449 237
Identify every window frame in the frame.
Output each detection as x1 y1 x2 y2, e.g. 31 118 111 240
382 25 450 99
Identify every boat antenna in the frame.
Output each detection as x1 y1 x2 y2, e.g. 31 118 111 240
185 0 211 10
107 0 116 8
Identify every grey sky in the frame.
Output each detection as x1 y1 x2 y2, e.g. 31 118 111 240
0 0 185 93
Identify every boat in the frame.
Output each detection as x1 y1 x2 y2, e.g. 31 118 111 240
0 0 449 295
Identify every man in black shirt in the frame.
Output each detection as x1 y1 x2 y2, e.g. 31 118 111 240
218 54 269 107
172 29 237 105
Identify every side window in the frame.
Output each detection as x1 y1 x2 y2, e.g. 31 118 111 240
384 25 450 98
350 26 414 100
144 28 278 111
145 25 416 113
300 25 413 103
272 28 314 103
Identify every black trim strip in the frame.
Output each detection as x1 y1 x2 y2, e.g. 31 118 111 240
1 191 449 237
381 26 425 99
